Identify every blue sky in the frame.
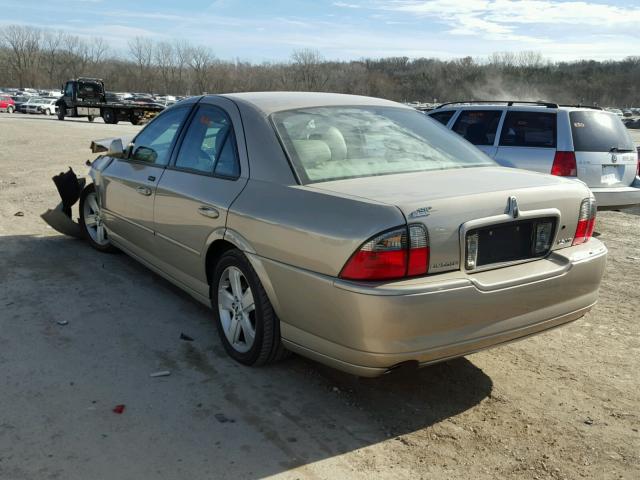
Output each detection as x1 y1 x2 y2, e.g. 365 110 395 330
2 0 639 61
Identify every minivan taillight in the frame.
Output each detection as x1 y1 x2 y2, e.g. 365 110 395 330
551 151 577 177
340 225 429 281
572 197 596 246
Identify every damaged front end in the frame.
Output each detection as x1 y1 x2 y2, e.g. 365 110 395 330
41 137 124 238
41 168 86 239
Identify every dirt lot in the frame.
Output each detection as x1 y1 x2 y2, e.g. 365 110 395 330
1 114 638 480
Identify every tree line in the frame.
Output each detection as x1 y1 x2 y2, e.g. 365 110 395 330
1 24 639 106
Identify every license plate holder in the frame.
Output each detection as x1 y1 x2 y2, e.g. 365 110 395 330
468 217 556 269
601 165 622 185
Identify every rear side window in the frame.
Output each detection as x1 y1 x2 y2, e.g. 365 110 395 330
499 111 556 148
428 110 454 126
570 111 635 152
174 104 240 178
452 110 502 146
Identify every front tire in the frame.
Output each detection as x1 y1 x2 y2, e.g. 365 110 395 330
79 185 116 253
7 106 13 114
211 249 288 366
44 108 51 116
57 106 65 120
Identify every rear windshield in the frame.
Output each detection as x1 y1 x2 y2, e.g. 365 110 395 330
570 111 634 152
272 106 496 183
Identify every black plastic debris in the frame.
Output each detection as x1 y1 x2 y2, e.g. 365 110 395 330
180 333 194 342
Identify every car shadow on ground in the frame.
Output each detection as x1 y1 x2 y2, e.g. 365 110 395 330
0 233 493 479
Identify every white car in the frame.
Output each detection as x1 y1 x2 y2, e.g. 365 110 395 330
428 101 640 209
24 98 58 115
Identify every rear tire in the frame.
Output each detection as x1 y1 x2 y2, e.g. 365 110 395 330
79 184 117 253
44 108 51 116
102 109 117 124
211 249 289 366
130 115 140 126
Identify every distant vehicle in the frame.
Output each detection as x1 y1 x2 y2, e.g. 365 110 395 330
605 108 624 117
428 101 640 209
18 97 39 113
24 97 58 115
0 95 15 113
57 78 165 125
623 110 633 117
10 95 29 112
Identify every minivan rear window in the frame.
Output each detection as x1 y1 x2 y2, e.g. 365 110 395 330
570 111 635 152
499 111 557 148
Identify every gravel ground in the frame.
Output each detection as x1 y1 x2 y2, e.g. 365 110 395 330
0 113 638 480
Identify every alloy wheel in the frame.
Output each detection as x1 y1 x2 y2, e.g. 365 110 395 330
218 266 256 353
82 191 109 246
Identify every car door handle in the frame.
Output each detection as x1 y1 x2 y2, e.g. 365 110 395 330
198 206 220 219
136 186 152 196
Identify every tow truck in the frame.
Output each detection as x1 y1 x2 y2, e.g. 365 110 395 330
56 78 164 125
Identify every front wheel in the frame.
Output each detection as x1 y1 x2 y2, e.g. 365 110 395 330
7 106 13 114
44 108 51 116
79 185 116 253
57 106 65 120
211 250 288 366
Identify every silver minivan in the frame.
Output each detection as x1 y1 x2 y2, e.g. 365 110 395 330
428 101 640 209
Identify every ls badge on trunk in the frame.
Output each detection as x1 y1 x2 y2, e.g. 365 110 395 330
507 196 519 218
408 206 433 218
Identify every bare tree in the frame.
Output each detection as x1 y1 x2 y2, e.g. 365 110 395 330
189 45 214 94
290 48 328 90
128 36 154 91
0 25 42 87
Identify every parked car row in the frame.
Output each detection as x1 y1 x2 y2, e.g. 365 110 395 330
426 101 640 210
0 95 59 115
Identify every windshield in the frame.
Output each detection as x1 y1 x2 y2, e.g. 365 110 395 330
272 106 496 183
570 111 635 152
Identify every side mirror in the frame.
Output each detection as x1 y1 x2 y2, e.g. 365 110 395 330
109 138 124 156
132 146 158 163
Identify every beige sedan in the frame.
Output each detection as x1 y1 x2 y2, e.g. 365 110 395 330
67 92 606 377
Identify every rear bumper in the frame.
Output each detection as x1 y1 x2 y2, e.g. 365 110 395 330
591 177 640 209
252 239 607 377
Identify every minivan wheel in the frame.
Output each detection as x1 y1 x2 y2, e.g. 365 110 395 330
79 185 116 253
211 249 289 366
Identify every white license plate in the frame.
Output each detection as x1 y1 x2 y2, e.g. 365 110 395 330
601 165 622 185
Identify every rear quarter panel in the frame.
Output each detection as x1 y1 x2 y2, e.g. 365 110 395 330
227 180 406 276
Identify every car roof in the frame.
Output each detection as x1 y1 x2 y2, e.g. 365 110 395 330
218 91 407 115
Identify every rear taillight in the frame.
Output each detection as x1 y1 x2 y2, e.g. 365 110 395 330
551 151 577 177
572 197 596 246
340 225 429 281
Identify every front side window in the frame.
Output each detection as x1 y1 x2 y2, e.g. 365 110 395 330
130 107 189 166
428 110 455 126
64 83 74 97
174 105 240 177
272 106 496 183
452 110 502 146
499 111 557 148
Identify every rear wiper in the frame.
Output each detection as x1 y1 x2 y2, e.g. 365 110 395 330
609 147 634 153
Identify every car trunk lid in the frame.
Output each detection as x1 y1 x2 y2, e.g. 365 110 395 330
309 166 591 274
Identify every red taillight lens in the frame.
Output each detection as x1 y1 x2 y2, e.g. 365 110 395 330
551 151 577 177
572 197 596 246
340 225 429 281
